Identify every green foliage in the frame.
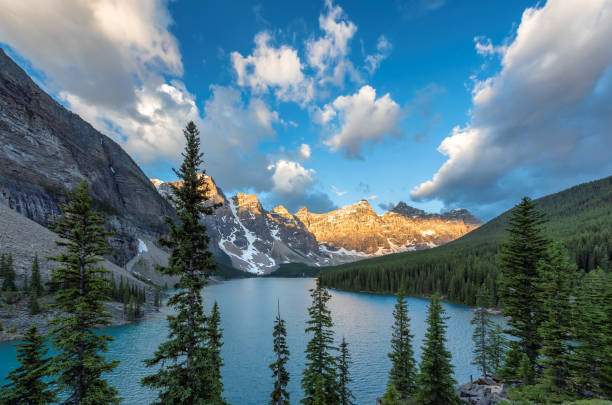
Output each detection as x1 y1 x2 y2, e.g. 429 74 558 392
47 181 120 404
537 243 576 401
154 288 161 308
321 176 612 306
338 337 355 405
486 323 507 376
1 254 17 291
206 301 226 403
387 287 417 398
380 383 404 405
471 285 494 377
141 121 226 405
499 197 549 379
0 325 56 404
414 293 459 405
28 289 40 315
270 304 291 405
30 254 43 296
571 268 610 398
301 273 339 405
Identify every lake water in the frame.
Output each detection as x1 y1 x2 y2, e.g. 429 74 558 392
0 278 485 404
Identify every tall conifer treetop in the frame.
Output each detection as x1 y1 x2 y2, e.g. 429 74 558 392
387 287 417 399
301 273 339 405
48 181 120 404
499 196 548 378
270 302 291 405
142 121 226 404
415 293 459 405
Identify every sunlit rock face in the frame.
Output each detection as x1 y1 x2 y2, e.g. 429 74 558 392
152 179 482 275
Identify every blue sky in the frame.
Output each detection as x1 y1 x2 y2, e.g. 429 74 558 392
1 0 611 220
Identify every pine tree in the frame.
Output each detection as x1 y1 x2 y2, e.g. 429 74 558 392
380 383 403 405
571 268 608 397
28 289 40 315
601 272 612 399
415 293 459 405
270 302 291 405
31 254 43 296
536 242 575 400
141 121 223 404
471 285 493 377
301 273 339 405
486 323 506 377
0 325 56 404
1 254 16 291
205 301 226 404
387 287 417 398
154 288 161 308
338 337 355 405
519 353 534 386
499 197 548 378
47 181 120 404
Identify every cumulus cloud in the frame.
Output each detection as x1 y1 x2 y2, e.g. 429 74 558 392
311 104 337 124
231 32 314 104
365 35 392 74
267 159 316 195
299 143 312 160
324 85 403 158
0 0 181 110
306 0 361 86
411 0 612 214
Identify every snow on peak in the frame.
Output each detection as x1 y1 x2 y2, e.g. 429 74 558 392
138 239 148 253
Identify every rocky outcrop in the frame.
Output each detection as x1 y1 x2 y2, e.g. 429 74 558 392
152 178 482 274
0 48 174 265
455 376 509 404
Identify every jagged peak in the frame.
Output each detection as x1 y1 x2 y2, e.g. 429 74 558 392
391 202 427 217
150 178 164 188
272 205 290 215
295 206 309 216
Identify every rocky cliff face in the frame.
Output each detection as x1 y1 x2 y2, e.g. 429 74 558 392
0 49 174 265
152 178 482 274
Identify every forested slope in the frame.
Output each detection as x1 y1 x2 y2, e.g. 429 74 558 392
318 175 612 305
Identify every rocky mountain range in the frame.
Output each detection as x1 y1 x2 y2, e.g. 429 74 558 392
0 48 174 265
152 177 482 274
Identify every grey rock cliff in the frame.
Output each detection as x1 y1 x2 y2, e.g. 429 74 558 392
0 48 174 265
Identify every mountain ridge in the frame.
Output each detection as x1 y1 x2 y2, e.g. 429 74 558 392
151 177 482 274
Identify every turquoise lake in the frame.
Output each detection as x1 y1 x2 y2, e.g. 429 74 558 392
0 278 486 404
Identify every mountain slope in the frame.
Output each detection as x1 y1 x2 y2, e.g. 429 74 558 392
0 48 174 265
152 178 482 274
318 175 612 305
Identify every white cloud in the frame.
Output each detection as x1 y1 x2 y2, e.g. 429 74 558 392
231 32 313 104
365 35 392 74
365 195 378 200
306 0 361 86
324 85 402 158
331 185 347 196
474 36 507 57
267 159 316 195
299 144 312 160
412 0 612 212
312 104 337 124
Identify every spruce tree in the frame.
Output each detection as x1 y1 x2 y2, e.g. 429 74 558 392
28 289 40 315
486 323 506 377
415 293 459 405
205 301 226 404
270 303 291 405
1 254 16 291
141 121 223 404
499 197 548 378
338 337 355 405
47 181 120 404
536 243 575 400
471 285 493 377
31 254 43 296
387 287 417 398
0 325 56 404
301 273 339 405
380 383 403 405
571 268 608 397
